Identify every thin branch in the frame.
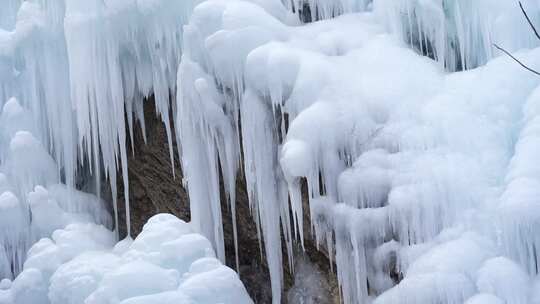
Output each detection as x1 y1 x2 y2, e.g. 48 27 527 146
519 1 540 40
494 43 540 76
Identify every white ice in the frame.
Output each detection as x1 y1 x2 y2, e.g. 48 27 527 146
2 0 540 303
177 0 540 303
1 1 252 303
0 214 251 304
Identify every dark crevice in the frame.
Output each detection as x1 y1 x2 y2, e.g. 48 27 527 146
102 96 340 303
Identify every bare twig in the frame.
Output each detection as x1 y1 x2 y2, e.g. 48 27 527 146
494 44 540 75
519 1 540 40
492 2 540 76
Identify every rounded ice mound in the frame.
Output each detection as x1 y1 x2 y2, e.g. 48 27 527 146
50 223 115 258
130 213 192 253
40 213 252 304
0 98 24 120
22 238 63 277
476 257 531 304
9 268 47 304
374 272 476 304
406 234 492 278
4 131 58 193
244 43 300 103
280 139 313 182
184 257 222 275
180 257 253 304
0 279 11 290
28 186 68 236
23 223 115 276
159 233 215 274
3 213 251 304
85 260 180 304
48 252 120 304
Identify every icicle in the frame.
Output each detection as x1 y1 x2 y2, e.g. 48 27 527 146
63 0 198 236
374 0 540 71
283 0 371 21
0 0 198 278
240 89 293 303
176 57 236 263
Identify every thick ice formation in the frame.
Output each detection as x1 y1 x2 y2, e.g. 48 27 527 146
64 0 199 236
177 0 540 303
0 0 198 240
375 0 540 71
3 0 540 303
1 1 253 303
0 214 251 304
0 96 111 280
0 0 197 277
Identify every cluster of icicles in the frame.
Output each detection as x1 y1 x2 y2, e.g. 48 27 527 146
0 0 196 279
2 0 540 303
177 0 540 303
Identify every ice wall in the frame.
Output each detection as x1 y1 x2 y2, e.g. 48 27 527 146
0 97 112 280
3 0 540 303
0 2 243 304
1 0 197 237
282 0 540 71
177 0 540 303
0 4 252 301
0 0 198 278
374 0 540 71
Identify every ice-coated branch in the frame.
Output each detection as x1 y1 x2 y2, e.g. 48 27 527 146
519 1 540 41
492 2 540 76
493 44 540 76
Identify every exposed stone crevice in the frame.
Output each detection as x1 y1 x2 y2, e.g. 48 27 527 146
108 99 339 303
116 97 190 238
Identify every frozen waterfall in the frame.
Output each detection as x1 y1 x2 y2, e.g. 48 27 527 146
0 1 250 303
1 0 540 303
177 0 540 303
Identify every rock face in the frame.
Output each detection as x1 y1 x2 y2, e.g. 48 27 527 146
115 98 190 238
110 100 339 303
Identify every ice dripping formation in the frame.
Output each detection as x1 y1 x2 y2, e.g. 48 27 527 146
1 0 197 273
0 1 251 303
177 0 540 303
2 0 540 303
